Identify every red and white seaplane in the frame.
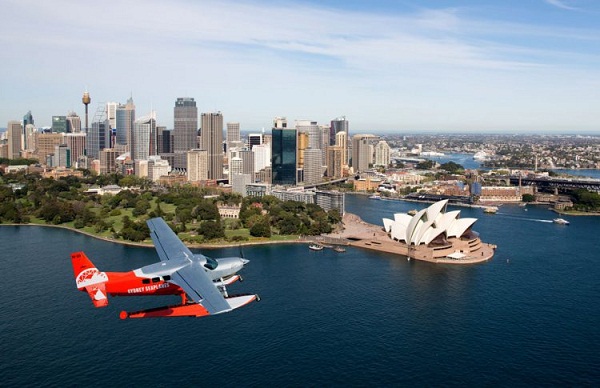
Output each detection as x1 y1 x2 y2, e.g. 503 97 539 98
71 217 259 319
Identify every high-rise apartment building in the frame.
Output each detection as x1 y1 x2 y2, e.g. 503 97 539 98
352 134 378 173
7 121 23 159
303 148 322 185
115 97 135 149
187 149 208 182
271 117 296 186
173 97 198 169
374 140 391 167
99 148 118 174
335 131 348 167
200 112 224 180
326 146 344 178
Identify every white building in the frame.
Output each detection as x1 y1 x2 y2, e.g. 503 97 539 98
253 143 271 173
374 140 391 167
148 155 171 182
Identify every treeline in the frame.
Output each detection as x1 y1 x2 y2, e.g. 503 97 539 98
570 189 600 212
0 171 341 243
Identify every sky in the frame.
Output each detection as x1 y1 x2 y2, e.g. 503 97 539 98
2 0 600 133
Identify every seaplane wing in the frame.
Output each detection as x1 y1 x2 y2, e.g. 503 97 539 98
147 217 232 315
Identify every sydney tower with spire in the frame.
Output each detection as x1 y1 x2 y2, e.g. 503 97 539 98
82 90 91 132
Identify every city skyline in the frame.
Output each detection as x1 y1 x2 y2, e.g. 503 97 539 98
3 0 600 133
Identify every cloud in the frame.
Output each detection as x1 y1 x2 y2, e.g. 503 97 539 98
1 0 600 131
545 0 578 10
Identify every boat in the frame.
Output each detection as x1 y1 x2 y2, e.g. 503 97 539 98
553 218 570 225
483 206 498 214
368 194 381 200
309 244 324 251
333 246 346 253
473 151 491 161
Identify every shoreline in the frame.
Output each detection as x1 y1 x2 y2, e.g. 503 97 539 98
0 222 311 250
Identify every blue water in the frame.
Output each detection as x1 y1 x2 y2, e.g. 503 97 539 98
1 197 599 386
436 153 600 179
428 153 482 170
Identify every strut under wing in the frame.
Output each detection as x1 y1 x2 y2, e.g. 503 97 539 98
147 218 231 314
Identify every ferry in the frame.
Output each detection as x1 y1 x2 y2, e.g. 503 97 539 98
309 244 324 251
553 218 570 225
483 206 498 214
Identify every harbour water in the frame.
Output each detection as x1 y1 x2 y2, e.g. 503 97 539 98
434 152 600 179
1 196 598 386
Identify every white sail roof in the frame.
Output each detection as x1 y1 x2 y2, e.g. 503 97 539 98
383 200 478 246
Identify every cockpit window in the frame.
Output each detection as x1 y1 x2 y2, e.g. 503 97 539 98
203 257 219 270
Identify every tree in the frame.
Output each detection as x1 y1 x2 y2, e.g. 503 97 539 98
193 201 219 221
440 161 464 174
197 220 225 240
522 194 535 202
416 160 435 170
250 216 271 237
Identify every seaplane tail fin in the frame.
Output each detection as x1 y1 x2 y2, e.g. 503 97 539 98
71 252 109 308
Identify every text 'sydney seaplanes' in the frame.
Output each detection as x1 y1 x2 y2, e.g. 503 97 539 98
336 199 495 264
72 217 259 319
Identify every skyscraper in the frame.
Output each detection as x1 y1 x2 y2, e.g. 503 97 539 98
374 140 391 167
271 117 296 186
157 126 172 154
52 116 67 133
66 112 82 133
132 114 156 162
352 134 379 173
248 133 263 149
335 131 348 167
7 121 23 159
303 148 322 185
173 97 198 169
330 116 349 146
106 102 118 130
115 97 135 149
200 112 224 180
87 120 110 160
226 122 240 145
23 111 34 128
187 149 208 182
63 133 86 164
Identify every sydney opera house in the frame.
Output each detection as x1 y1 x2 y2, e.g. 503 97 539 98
348 199 495 264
